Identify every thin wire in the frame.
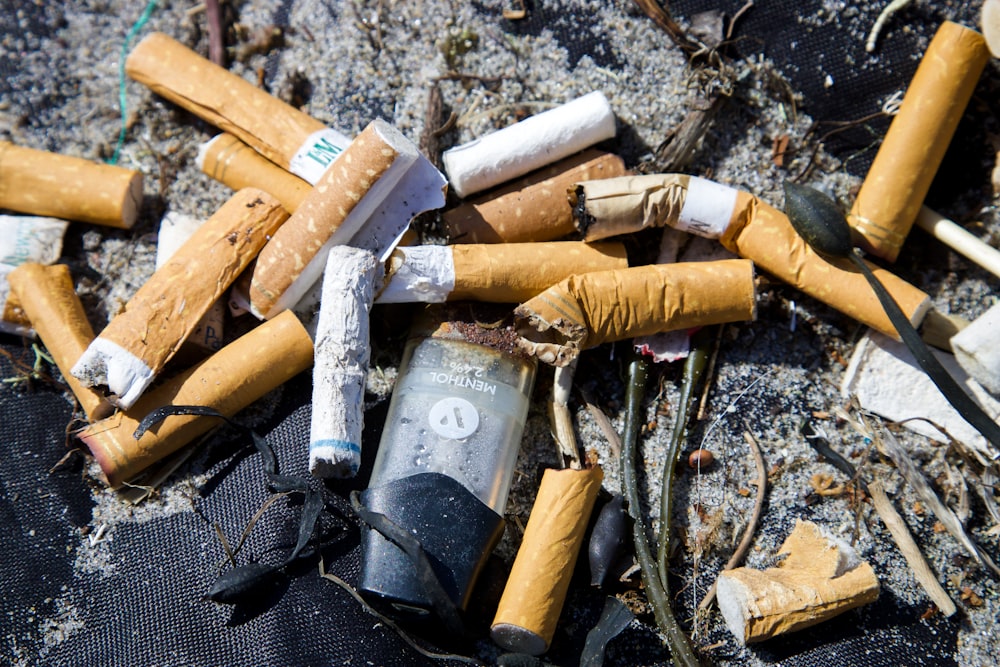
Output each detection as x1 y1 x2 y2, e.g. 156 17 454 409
109 0 159 166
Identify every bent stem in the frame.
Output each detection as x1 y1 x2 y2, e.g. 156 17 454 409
849 251 1000 456
621 352 703 667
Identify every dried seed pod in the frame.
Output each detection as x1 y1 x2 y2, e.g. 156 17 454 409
688 449 714 470
588 494 629 588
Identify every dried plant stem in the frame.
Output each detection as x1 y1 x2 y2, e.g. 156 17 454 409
550 361 581 468
697 429 767 612
621 352 704 667
868 480 957 615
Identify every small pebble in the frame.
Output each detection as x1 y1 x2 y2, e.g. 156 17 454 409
688 449 714 470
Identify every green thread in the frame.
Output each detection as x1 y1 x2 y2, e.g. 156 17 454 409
109 0 158 166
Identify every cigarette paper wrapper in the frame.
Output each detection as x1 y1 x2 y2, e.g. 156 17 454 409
723 191 930 338
0 141 143 229
442 91 617 198
716 519 879 645
198 133 312 213
8 263 112 421
574 173 688 241
848 22 989 261
79 310 314 487
127 32 345 176
515 259 757 366
72 188 288 408
443 149 627 243
492 466 604 655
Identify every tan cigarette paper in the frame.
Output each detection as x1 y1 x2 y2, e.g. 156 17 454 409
723 191 931 338
8 263 112 421
72 188 288 408
449 241 628 302
716 519 880 645
126 32 348 177
443 150 628 243
0 141 143 229
515 259 757 366
848 21 990 261
249 119 442 319
573 173 687 241
78 310 314 487
198 133 313 213
491 466 604 655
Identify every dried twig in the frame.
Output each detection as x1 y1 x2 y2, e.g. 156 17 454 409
205 0 226 67
581 390 622 460
866 0 914 53
696 428 767 612
549 361 581 469
631 0 702 55
868 479 957 616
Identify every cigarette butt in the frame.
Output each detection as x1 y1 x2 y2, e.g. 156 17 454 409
8 263 112 421
442 91 617 199
573 173 689 241
491 466 604 655
723 191 931 338
198 133 313 213
443 149 628 243
848 22 990 261
716 519 880 645
249 119 441 319
126 32 351 182
0 141 143 229
78 310 314 487
72 188 289 408
515 259 757 366
310 247 382 479
914 206 1000 280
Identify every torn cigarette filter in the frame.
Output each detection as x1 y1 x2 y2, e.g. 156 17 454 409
310 246 383 479
716 519 880 645
442 91 617 199
198 133 313 213
491 466 604 656
514 258 757 367
0 141 144 229
952 300 1000 396
847 21 990 262
573 174 932 340
8 263 112 421
377 241 628 304
78 310 314 487
442 149 628 243
125 33 447 274
249 119 447 320
0 214 71 335
843 330 1000 464
72 188 288 409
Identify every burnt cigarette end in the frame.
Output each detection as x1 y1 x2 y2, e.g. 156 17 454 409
571 184 595 235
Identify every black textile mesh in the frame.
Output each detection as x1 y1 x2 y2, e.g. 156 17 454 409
0 1 988 665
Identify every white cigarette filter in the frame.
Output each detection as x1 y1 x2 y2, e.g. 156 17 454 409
310 246 383 479
248 119 447 320
716 519 879 645
72 189 289 409
377 241 629 304
442 91 617 198
951 301 1000 396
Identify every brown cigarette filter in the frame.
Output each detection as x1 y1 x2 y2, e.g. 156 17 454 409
443 149 628 243
72 188 289 408
449 241 628 302
199 133 313 213
78 310 314 487
249 120 405 318
8 263 112 421
126 32 327 171
848 21 990 261
515 259 757 366
723 191 931 338
0 141 143 229
716 519 880 645
491 466 604 655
